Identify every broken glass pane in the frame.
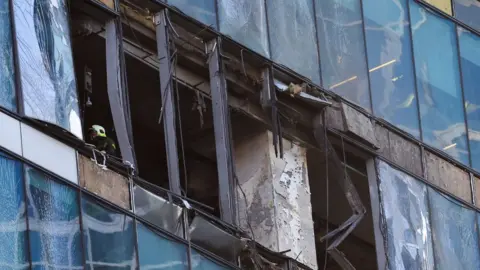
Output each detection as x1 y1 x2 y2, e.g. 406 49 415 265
266 0 320 84
316 0 371 111
376 160 434 270
0 0 16 112
13 0 82 139
167 0 217 28
137 222 188 269
218 0 270 57
0 154 28 269
25 165 83 269
82 196 136 269
428 188 480 270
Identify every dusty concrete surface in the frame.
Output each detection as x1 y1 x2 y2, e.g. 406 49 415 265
78 155 131 209
342 103 378 148
475 176 480 206
234 130 317 269
425 151 471 203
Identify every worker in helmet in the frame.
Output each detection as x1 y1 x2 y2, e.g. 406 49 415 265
88 125 117 156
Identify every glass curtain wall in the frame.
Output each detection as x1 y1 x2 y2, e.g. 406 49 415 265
167 0 217 28
12 0 82 139
453 0 480 31
0 0 16 112
377 159 480 269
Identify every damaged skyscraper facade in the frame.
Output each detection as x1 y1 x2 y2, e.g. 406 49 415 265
0 0 479 269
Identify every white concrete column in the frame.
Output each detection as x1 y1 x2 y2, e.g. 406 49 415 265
234 129 317 269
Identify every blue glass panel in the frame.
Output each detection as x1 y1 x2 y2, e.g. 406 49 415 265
266 0 320 84
453 0 480 31
137 222 188 269
376 160 434 269
316 0 370 111
82 196 136 269
0 0 16 112
167 0 217 29
218 0 270 57
191 250 229 270
459 28 480 172
13 0 82 139
25 166 82 270
0 154 28 269
363 0 420 137
428 188 480 270
409 2 469 165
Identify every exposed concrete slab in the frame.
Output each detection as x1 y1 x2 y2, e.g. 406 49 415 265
374 124 390 160
78 155 131 209
341 103 378 148
475 176 480 206
425 151 471 203
234 129 317 269
388 132 423 177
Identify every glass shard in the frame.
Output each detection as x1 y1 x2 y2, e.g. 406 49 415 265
13 0 82 139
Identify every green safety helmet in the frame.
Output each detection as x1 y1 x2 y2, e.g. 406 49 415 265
90 125 107 137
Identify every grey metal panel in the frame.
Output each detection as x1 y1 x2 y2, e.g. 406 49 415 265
105 20 136 166
133 185 183 236
207 38 236 225
189 215 242 262
154 10 181 195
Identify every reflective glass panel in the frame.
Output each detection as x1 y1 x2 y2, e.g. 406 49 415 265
453 0 480 31
167 0 217 29
376 160 434 270
82 196 136 269
191 250 229 270
428 188 480 270
0 0 16 112
266 0 320 84
409 2 469 165
459 27 480 172
137 222 188 269
13 0 82 139
26 165 82 270
0 154 28 269
218 0 269 57
316 0 370 111
424 0 453 15
363 0 420 137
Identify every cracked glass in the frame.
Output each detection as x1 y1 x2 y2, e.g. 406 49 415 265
218 0 270 57
459 27 480 172
363 0 420 138
428 188 480 270
26 165 82 270
266 0 320 84
377 160 434 270
0 0 16 112
82 196 136 269
0 154 28 269
316 0 370 111
409 2 469 165
13 0 82 139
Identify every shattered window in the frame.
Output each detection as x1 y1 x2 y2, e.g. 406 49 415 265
428 188 480 270
409 2 469 165
316 0 370 111
167 0 217 28
363 0 420 138
218 0 270 57
458 27 480 172
453 0 480 31
376 160 434 270
0 154 28 269
266 0 320 84
137 222 188 269
82 196 136 269
25 165 83 269
191 250 229 270
0 0 16 112
13 0 82 139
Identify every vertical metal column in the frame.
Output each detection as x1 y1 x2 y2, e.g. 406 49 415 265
207 38 236 225
105 19 136 166
154 10 181 195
